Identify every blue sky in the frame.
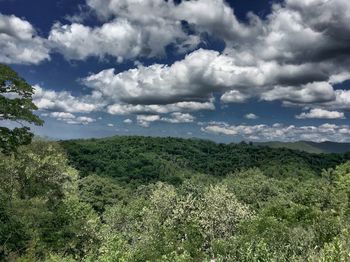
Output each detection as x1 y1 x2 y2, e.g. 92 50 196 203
1 0 350 142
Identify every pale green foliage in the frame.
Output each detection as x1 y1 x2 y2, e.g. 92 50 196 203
99 182 253 261
0 141 78 202
311 229 350 262
0 141 101 260
85 226 132 262
156 250 192 262
43 254 76 262
197 185 253 243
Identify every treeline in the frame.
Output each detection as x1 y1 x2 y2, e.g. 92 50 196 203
61 136 350 186
1 138 350 261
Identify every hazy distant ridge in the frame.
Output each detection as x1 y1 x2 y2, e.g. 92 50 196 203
253 141 350 154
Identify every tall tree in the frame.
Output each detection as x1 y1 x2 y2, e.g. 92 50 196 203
0 64 43 154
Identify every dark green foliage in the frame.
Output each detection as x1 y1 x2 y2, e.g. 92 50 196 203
61 136 349 185
0 202 29 259
0 64 43 154
79 174 127 213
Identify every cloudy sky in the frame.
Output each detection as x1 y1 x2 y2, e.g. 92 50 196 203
1 0 350 142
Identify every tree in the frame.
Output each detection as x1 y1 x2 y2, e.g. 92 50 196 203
0 64 43 154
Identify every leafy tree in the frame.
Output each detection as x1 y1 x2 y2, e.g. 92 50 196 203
0 141 99 260
79 174 126 213
0 64 43 154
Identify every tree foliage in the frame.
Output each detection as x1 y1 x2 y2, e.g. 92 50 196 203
1 139 350 261
61 136 350 188
0 64 43 154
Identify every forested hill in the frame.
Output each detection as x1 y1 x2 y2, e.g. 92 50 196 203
254 141 350 154
3 139 350 261
61 136 350 185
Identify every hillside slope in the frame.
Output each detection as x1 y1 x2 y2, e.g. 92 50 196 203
254 141 350 154
61 136 350 186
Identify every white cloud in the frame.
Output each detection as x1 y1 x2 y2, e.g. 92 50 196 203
106 100 214 115
69 116 96 125
173 0 256 42
202 122 350 142
0 13 50 64
261 82 335 104
123 118 133 124
244 113 259 120
284 89 350 110
8 0 350 122
221 90 250 103
33 85 104 113
82 45 347 109
86 0 253 46
136 114 160 127
136 112 195 127
49 0 201 61
50 112 75 120
325 90 350 110
161 112 195 124
48 20 143 61
295 108 345 119
107 123 114 127
82 49 272 105
45 111 96 125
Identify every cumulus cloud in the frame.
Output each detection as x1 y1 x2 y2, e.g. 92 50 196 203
50 112 75 120
82 45 346 108
33 85 104 113
202 122 350 142
32 83 208 125
245 113 259 120
136 115 160 128
136 112 195 127
82 50 234 105
83 49 305 105
68 116 96 125
49 0 201 61
7 0 350 128
295 108 345 119
106 100 214 115
328 90 350 109
123 118 133 124
82 0 350 67
161 112 195 124
221 90 250 103
261 82 336 104
45 111 96 125
85 0 255 46
0 13 50 64
284 89 350 110
49 20 143 61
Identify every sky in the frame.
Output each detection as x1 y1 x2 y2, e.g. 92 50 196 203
1 0 350 143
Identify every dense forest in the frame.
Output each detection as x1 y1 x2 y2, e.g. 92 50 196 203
61 136 350 186
2 137 350 261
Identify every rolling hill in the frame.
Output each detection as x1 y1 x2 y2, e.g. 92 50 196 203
253 141 350 154
61 136 350 187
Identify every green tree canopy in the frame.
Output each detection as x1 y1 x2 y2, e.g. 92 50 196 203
0 64 43 154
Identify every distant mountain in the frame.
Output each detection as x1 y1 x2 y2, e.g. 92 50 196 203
253 141 350 154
